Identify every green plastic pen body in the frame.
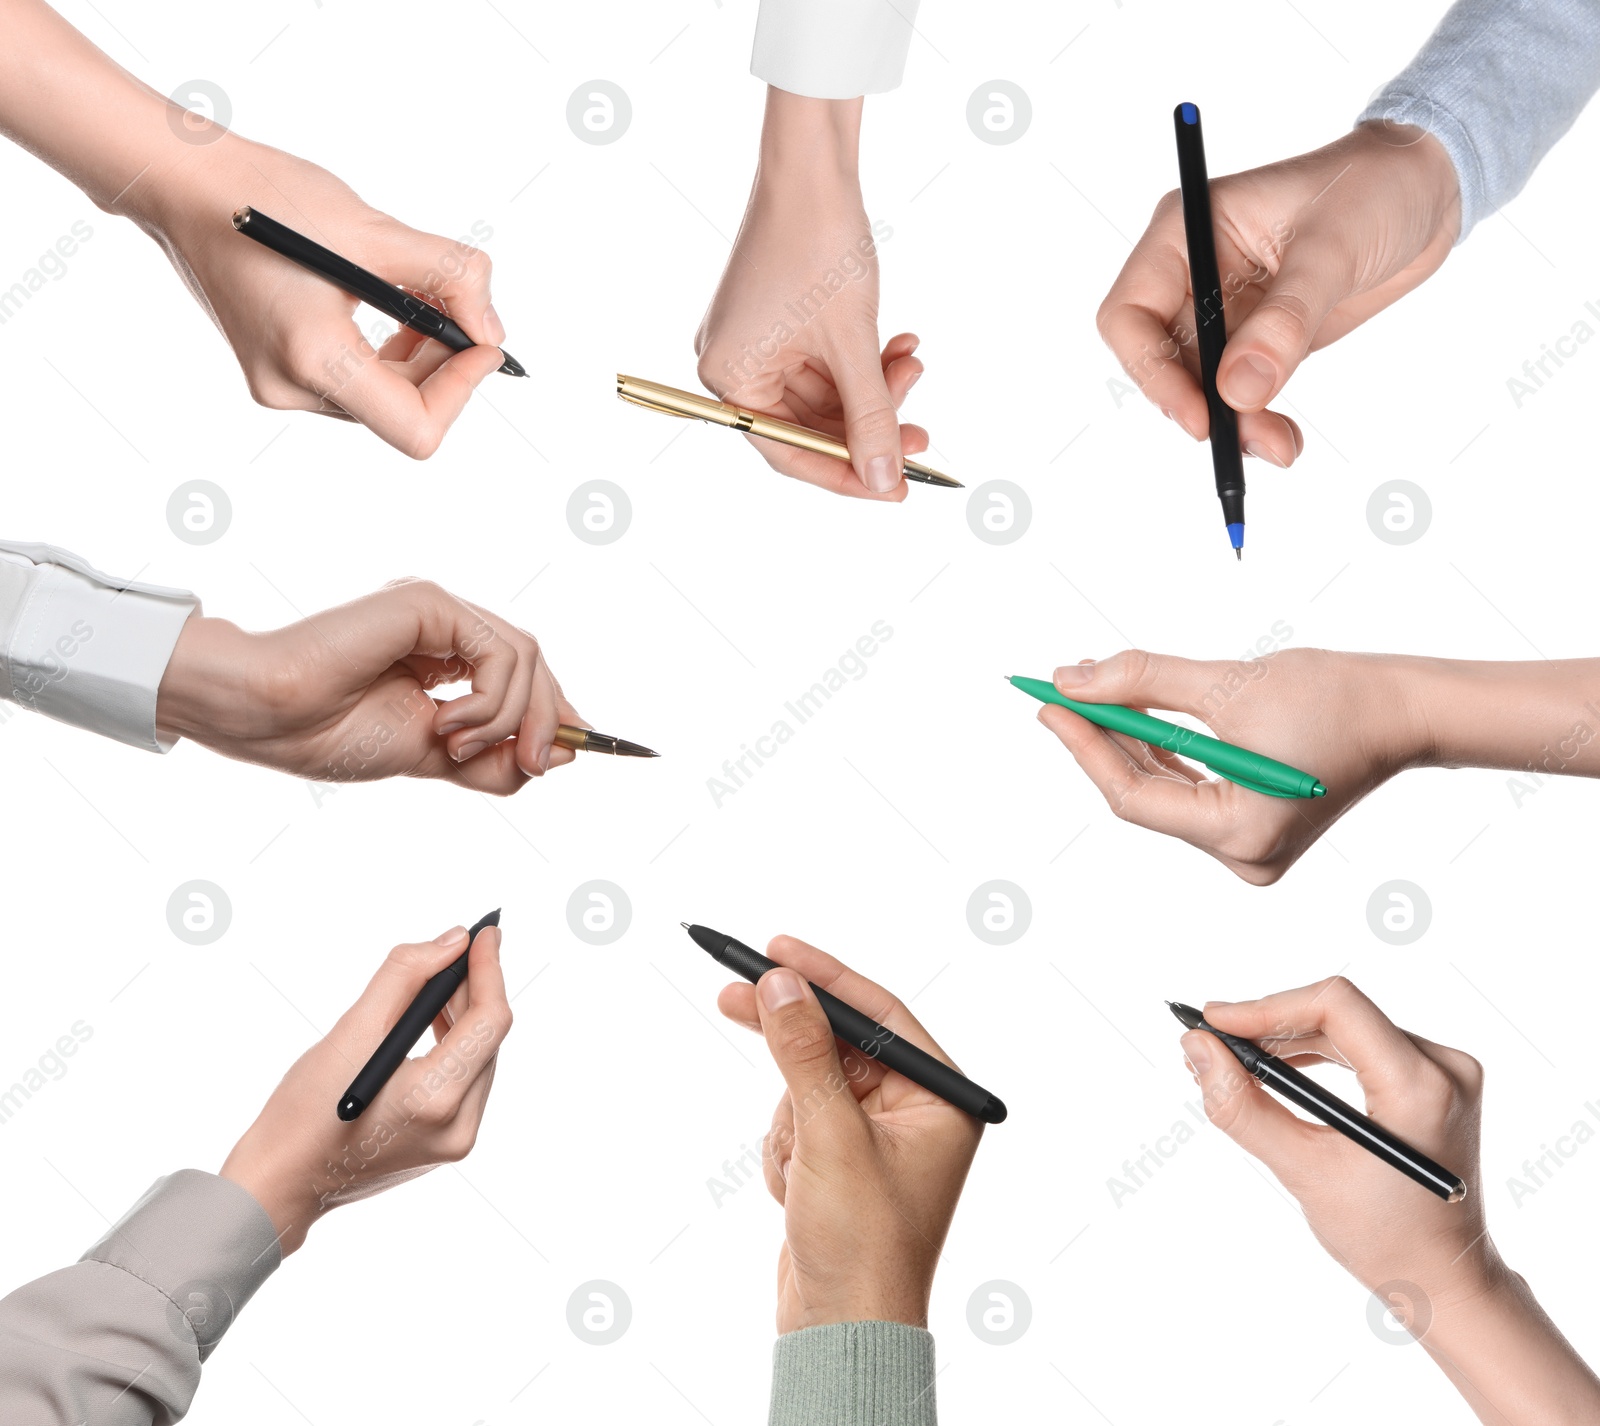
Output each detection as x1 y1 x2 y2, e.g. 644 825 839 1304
1008 675 1326 800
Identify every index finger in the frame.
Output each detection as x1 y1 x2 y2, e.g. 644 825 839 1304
1203 976 1427 1086
1096 207 1207 431
766 935 955 1069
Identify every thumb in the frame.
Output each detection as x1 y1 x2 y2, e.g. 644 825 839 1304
1052 649 1228 720
382 229 507 349
1184 1029 1320 1184
828 331 904 494
754 968 864 1147
1216 234 1354 412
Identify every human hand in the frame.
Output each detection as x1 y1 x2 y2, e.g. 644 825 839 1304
1180 976 1491 1299
1098 122 1460 466
1036 647 1430 884
717 937 983 1334
694 89 925 500
155 578 584 794
132 130 508 458
220 922 512 1255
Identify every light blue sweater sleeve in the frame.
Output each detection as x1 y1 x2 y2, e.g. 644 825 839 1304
1357 0 1600 240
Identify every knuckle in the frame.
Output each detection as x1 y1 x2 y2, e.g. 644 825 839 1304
401 421 445 461
776 1012 837 1066
848 402 901 445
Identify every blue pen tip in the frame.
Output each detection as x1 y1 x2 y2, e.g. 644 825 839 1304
1180 102 1199 125
1226 522 1244 551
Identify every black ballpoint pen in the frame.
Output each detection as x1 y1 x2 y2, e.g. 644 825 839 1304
1168 1001 1466 1202
233 207 526 378
1173 103 1246 559
684 923 1007 1124
337 909 500 1121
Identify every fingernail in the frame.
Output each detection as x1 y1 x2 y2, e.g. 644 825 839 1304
538 743 552 773
904 371 922 393
455 740 486 762
759 968 807 1011
1182 1031 1212 1074
1244 441 1288 468
1222 354 1275 408
1163 408 1203 441
437 721 465 737
780 1158 792 1184
483 303 507 344
435 925 469 947
1054 661 1095 688
863 455 900 493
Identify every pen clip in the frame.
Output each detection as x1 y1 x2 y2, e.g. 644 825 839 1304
616 390 701 421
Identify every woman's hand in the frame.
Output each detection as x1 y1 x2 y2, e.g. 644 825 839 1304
156 578 584 794
717 936 983 1333
695 89 925 500
1183 978 1600 1426
1038 648 1600 884
220 922 512 1255
1098 122 1460 467
132 131 509 458
0 0 508 458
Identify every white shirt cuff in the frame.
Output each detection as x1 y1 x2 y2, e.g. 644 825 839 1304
752 0 921 99
0 541 199 753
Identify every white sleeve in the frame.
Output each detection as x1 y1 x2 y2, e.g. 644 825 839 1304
752 0 922 99
0 541 199 753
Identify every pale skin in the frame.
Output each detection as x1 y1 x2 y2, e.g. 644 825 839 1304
1183 977 1600 1425
1099 122 1462 466
155 578 585 795
222 923 513 1255
696 88 927 500
1038 648 1600 883
716 937 983 1333
0 0 507 457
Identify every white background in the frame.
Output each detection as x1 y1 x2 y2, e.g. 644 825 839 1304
3 1 1599 1422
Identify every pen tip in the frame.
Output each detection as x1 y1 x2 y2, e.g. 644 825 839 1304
1235 548 1242 561
680 921 691 930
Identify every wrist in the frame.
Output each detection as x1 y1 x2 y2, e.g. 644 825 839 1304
1353 121 1462 246
219 1146 324 1258
154 615 250 746
785 1289 930 1335
759 87 862 186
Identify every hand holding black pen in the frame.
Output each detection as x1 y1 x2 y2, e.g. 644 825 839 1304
1176 975 1600 1422
1177 976 1489 1287
705 932 987 1336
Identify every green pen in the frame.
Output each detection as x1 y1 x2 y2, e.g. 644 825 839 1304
1007 674 1326 800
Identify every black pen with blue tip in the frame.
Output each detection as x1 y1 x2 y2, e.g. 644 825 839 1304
1173 102 1247 559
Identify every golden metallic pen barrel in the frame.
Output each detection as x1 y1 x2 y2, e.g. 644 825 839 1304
616 374 962 488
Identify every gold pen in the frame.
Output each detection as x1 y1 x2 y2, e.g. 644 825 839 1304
555 725 659 758
616 374 962 488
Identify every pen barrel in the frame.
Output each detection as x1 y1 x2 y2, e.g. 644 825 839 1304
1255 1057 1466 1202
1014 678 1318 797
339 953 467 1110
1172 107 1245 501
235 207 468 353
707 933 1005 1124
